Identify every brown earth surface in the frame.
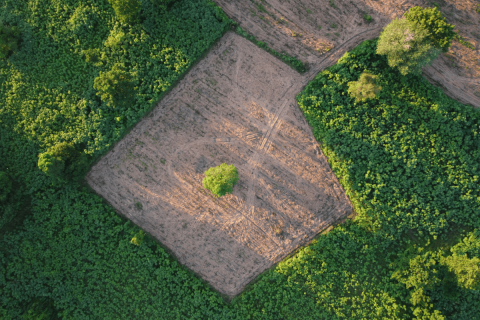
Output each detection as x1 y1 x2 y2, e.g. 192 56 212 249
214 0 480 107
86 33 353 297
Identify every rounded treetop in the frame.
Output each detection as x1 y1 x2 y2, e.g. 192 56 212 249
202 163 239 197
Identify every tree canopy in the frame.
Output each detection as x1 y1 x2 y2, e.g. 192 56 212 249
404 6 456 53
376 17 441 75
203 163 239 197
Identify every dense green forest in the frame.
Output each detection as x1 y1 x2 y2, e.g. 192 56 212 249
1 0 479 319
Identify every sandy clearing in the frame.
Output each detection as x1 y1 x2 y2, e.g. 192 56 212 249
86 32 352 297
214 0 480 107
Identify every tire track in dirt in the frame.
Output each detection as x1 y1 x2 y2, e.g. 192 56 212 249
166 136 283 247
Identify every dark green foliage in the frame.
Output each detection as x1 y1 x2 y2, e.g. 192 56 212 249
109 0 141 24
0 0 232 316
0 172 11 202
236 26 306 73
37 142 89 182
377 18 440 75
0 23 20 59
83 48 101 63
203 163 239 197
93 63 136 108
2 0 479 318
404 6 456 53
294 39 480 319
298 38 480 240
347 71 381 102
1 188 228 319
364 14 373 23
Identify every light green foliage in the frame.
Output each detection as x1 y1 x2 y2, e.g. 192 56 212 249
0 23 20 58
109 0 141 24
444 230 480 290
404 6 456 53
104 25 126 49
130 230 145 246
0 171 11 202
203 163 239 197
392 248 445 319
37 142 88 182
377 18 440 75
347 71 381 102
442 254 480 290
93 63 136 108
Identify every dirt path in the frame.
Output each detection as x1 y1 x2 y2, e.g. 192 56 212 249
214 0 480 108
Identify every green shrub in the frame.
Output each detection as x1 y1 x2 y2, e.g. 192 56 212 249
109 0 141 24
93 63 136 108
404 6 456 53
347 71 381 102
363 14 373 23
203 163 239 197
377 18 440 75
0 23 20 59
37 142 89 182
0 171 12 202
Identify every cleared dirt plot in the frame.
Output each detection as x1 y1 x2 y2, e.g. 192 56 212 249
86 32 351 297
214 0 480 107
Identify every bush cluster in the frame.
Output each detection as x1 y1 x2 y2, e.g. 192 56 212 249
203 163 239 197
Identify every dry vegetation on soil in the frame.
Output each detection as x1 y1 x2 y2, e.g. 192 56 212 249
214 0 480 107
86 33 352 296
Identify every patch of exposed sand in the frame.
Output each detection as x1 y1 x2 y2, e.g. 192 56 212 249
86 33 352 297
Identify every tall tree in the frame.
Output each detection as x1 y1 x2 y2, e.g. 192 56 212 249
376 18 440 75
404 6 456 53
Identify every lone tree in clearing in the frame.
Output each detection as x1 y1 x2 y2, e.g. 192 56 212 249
377 6 455 75
203 163 239 197
347 72 382 102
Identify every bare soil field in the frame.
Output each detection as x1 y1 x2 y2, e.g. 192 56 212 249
86 33 352 297
214 0 480 107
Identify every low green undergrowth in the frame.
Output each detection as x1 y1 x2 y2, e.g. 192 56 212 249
297 39 480 240
2 1 480 318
